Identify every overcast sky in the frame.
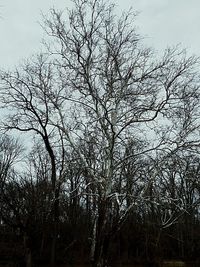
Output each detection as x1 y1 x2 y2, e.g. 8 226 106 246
0 0 200 69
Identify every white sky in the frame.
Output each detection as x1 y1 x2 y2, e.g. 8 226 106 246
0 0 200 68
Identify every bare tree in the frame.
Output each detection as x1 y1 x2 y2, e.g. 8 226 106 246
0 135 23 226
40 0 200 266
0 134 22 184
0 55 66 266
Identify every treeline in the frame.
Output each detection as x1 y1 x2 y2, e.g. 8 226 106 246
1 0 200 266
0 138 200 266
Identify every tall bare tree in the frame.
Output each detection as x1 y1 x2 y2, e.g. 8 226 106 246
41 0 200 265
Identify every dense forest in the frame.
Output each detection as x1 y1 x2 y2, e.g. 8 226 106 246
0 0 200 266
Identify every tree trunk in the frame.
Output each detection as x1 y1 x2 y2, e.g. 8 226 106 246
43 135 59 267
93 236 110 267
26 249 32 267
50 190 60 267
51 234 56 267
91 200 110 267
23 234 32 267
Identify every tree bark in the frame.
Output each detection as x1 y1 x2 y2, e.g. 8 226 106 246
92 200 110 267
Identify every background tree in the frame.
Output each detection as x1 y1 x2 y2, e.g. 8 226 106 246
0 55 67 266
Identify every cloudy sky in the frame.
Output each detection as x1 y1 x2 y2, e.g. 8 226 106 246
0 0 200 69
